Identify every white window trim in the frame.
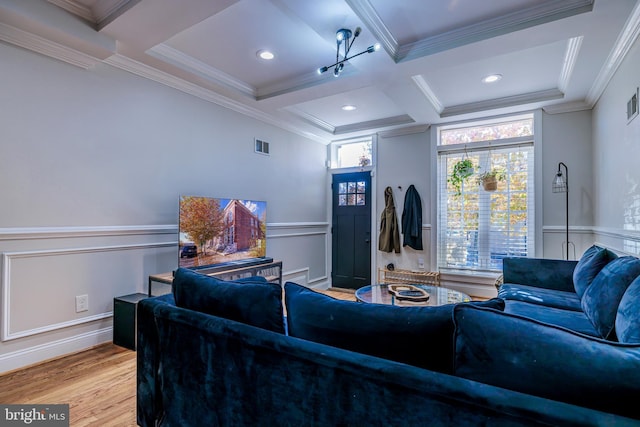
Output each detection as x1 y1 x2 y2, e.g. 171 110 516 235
327 136 376 171
429 110 543 271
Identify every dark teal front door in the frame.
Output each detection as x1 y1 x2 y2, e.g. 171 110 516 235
331 172 372 289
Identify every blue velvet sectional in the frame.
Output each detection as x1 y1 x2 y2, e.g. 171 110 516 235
137 263 640 426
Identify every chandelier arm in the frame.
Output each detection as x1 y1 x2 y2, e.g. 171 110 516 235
319 47 377 74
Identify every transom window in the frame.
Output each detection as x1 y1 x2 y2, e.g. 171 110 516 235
329 137 374 170
437 114 535 272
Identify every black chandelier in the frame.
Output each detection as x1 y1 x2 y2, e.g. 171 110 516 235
318 27 380 77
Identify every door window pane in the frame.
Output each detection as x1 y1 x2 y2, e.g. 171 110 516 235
338 180 367 206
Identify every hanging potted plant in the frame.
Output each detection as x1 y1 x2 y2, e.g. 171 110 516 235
448 158 474 195
476 169 505 192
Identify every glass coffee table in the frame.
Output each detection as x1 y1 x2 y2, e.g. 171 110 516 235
355 284 471 306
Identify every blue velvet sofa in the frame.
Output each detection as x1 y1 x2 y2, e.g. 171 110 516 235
137 266 640 426
499 245 640 341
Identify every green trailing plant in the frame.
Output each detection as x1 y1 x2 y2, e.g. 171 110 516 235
448 158 474 195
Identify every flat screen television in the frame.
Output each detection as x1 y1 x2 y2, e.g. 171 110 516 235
178 195 268 269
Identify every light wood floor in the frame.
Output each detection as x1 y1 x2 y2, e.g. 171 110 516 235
0 343 137 426
0 288 356 426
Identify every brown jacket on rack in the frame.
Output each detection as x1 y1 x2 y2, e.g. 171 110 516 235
379 186 401 253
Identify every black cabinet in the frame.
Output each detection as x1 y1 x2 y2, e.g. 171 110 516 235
113 293 148 350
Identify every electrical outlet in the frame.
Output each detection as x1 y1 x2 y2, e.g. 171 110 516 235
76 294 89 313
418 258 425 270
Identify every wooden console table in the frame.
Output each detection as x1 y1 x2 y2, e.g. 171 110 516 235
148 260 282 296
377 267 440 287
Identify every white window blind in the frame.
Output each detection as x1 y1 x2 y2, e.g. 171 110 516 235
437 118 535 272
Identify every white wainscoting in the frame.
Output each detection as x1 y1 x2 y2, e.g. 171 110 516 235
1 243 175 341
267 222 330 287
0 222 329 373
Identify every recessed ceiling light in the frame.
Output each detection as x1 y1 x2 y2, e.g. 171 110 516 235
482 74 502 83
257 50 275 60
342 105 357 111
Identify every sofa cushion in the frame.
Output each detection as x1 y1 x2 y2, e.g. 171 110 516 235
453 304 640 419
498 284 582 311
172 267 285 334
616 276 640 343
284 281 504 374
573 245 618 298
581 256 640 339
502 258 577 292
504 300 599 336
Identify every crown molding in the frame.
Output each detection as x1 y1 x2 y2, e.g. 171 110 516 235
284 107 335 134
344 0 399 60
351 0 593 63
46 0 138 28
377 124 430 138
285 107 414 135
586 0 640 106
412 75 444 113
0 22 99 68
441 88 564 118
256 69 351 101
148 43 256 98
46 0 94 23
558 36 583 93
542 100 592 114
334 115 414 135
104 54 328 144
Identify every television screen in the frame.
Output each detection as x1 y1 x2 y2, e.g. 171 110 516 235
179 196 267 269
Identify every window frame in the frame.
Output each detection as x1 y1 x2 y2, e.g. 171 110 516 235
328 136 376 171
431 111 543 273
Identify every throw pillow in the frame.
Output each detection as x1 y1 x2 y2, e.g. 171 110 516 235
616 275 640 343
284 281 504 374
581 256 640 339
172 267 285 334
573 245 617 298
453 304 640 419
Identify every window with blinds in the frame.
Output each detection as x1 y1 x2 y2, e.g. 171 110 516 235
437 115 535 272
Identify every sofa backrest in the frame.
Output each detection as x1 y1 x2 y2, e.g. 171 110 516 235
453 304 640 420
139 297 635 426
503 257 577 292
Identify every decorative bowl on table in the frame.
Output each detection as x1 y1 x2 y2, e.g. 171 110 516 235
387 284 430 302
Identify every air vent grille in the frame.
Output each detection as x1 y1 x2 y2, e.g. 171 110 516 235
255 139 270 155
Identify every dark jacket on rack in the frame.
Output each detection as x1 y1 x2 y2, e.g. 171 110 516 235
402 184 423 250
379 186 401 253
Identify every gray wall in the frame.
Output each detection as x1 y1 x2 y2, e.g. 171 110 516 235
541 109 595 259
592 32 640 255
375 131 431 273
0 42 329 372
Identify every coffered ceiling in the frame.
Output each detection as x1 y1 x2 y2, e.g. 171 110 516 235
1 0 639 143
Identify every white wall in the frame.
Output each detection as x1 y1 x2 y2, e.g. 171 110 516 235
541 110 595 259
375 131 431 274
0 42 329 372
592 33 640 255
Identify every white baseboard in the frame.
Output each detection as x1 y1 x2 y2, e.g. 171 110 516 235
0 328 113 374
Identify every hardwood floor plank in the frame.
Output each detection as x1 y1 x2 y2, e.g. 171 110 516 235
0 344 137 427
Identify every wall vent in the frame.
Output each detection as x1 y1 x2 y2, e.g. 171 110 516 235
627 88 638 123
255 138 270 155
